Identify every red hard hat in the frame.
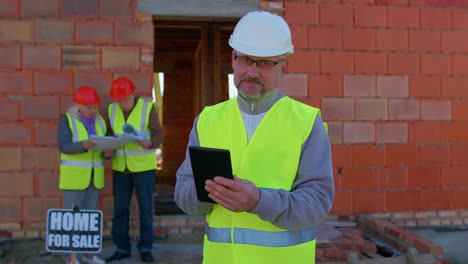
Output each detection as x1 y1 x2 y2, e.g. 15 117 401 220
73 86 101 105
110 77 136 100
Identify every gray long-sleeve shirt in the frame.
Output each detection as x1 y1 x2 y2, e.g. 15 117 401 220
174 91 334 231
57 113 89 154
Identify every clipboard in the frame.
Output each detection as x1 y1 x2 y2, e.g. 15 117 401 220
188 146 233 203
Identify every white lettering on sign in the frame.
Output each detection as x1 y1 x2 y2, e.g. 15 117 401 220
50 212 62 230
49 212 100 231
63 212 73 231
72 235 100 248
46 209 103 253
47 234 70 248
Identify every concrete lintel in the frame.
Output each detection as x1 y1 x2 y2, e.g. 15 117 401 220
138 0 260 19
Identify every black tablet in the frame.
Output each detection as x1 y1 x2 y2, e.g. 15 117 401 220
188 146 233 203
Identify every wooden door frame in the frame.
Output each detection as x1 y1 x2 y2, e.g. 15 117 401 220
192 23 234 115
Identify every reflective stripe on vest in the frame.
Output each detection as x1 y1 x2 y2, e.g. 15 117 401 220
205 224 316 247
59 113 106 190
69 114 105 142
110 100 149 136
60 160 104 167
108 98 156 172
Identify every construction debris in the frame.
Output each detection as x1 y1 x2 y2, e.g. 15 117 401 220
320 247 439 264
315 215 447 263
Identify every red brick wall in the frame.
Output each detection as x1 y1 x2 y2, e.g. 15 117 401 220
269 0 468 218
0 0 154 230
1 0 468 238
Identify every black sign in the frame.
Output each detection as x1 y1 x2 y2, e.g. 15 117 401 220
46 209 102 253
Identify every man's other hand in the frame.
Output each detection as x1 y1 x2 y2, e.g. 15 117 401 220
136 140 152 149
205 175 260 212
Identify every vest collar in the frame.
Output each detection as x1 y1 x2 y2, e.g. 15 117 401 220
237 91 284 115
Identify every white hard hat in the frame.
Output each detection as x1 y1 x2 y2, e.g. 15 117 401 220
229 11 294 57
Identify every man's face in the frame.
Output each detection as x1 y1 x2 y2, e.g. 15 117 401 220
231 50 287 102
78 104 99 119
118 94 135 112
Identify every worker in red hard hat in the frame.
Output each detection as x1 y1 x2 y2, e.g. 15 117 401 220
57 85 106 264
109 76 137 111
104 76 164 263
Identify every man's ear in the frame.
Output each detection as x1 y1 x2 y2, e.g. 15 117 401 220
281 61 288 75
231 50 236 67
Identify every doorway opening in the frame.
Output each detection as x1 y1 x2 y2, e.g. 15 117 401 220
152 20 236 214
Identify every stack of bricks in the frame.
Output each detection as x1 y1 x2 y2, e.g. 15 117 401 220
358 215 444 256
387 210 468 227
316 228 377 262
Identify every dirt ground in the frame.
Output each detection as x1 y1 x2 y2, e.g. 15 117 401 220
0 239 69 264
0 236 204 264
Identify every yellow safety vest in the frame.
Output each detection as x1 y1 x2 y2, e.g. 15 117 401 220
197 97 319 264
59 113 106 190
108 98 156 172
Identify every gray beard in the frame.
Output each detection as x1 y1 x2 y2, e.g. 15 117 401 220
238 88 275 103
236 80 276 102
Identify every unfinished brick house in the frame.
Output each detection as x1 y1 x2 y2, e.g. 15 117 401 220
0 0 467 249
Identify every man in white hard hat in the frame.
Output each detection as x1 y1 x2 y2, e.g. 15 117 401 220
175 11 334 264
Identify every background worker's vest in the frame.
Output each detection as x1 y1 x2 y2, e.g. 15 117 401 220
197 97 320 264
108 98 156 172
59 113 106 190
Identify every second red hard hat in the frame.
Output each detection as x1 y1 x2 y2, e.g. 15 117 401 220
110 77 136 100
